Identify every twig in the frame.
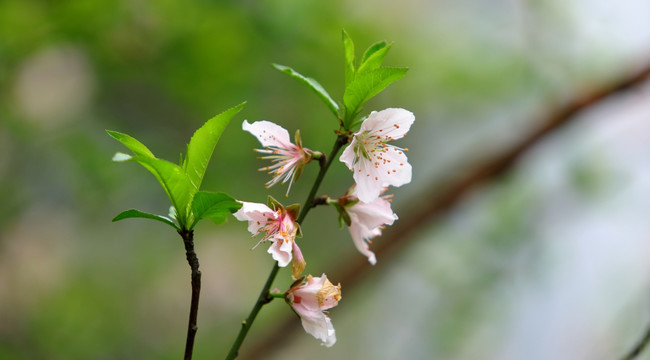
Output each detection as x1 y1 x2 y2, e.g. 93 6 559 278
241 60 650 360
224 263 279 360
179 229 201 360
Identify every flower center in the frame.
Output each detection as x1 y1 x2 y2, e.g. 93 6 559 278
355 131 386 161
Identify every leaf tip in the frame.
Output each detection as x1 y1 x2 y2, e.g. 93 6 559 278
272 63 288 72
106 129 120 139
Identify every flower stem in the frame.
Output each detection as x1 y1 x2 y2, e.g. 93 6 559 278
297 134 348 224
225 262 279 360
179 228 201 360
268 292 286 299
224 134 348 359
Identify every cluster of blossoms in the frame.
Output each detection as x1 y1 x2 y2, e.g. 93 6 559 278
235 107 414 346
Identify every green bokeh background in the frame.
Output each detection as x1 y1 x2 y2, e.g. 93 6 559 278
2 1 650 359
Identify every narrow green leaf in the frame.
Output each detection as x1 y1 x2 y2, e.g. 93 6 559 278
343 67 408 127
183 102 246 189
106 130 155 158
112 209 179 230
128 156 195 227
358 42 392 74
360 41 387 64
342 29 356 86
190 191 241 228
273 63 339 117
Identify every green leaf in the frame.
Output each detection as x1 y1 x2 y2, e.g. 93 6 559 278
190 191 241 228
112 209 179 230
128 156 195 227
342 29 356 86
273 63 339 117
360 41 387 64
343 67 408 127
183 102 245 190
358 42 392 74
106 130 155 158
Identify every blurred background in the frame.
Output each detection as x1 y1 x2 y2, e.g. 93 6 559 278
2 0 650 359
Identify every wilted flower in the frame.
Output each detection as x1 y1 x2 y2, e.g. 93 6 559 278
233 198 305 278
343 190 398 265
286 274 341 347
339 108 414 203
243 120 312 196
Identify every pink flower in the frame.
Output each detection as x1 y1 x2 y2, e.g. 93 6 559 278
346 192 398 265
233 200 305 278
243 120 312 196
286 274 341 347
339 108 414 203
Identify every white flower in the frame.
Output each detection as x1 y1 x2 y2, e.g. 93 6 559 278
346 192 398 265
243 120 312 196
233 200 305 277
339 108 414 203
286 274 341 347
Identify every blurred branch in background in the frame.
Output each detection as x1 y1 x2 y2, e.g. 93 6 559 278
243 58 650 360
621 320 650 360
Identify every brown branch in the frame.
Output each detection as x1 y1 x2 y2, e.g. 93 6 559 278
620 321 650 360
241 61 650 360
179 229 201 360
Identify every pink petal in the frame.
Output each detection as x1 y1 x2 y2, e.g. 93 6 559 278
266 237 293 267
348 220 378 265
242 120 292 149
350 196 398 230
233 201 277 234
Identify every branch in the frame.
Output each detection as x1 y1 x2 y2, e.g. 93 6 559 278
179 229 201 360
241 60 650 360
620 321 650 360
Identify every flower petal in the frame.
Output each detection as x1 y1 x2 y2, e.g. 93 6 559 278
291 241 306 280
267 236 293 267
242 120 292 148
359 108 414 140
348 218 378 265
352 157 385 204
379 145 412 188
233 201 277 235
339 137 358 170
351 145 411 203
350 195 398 230
299 312 336 347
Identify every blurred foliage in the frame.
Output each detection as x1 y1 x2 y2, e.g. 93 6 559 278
0 0 643 359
